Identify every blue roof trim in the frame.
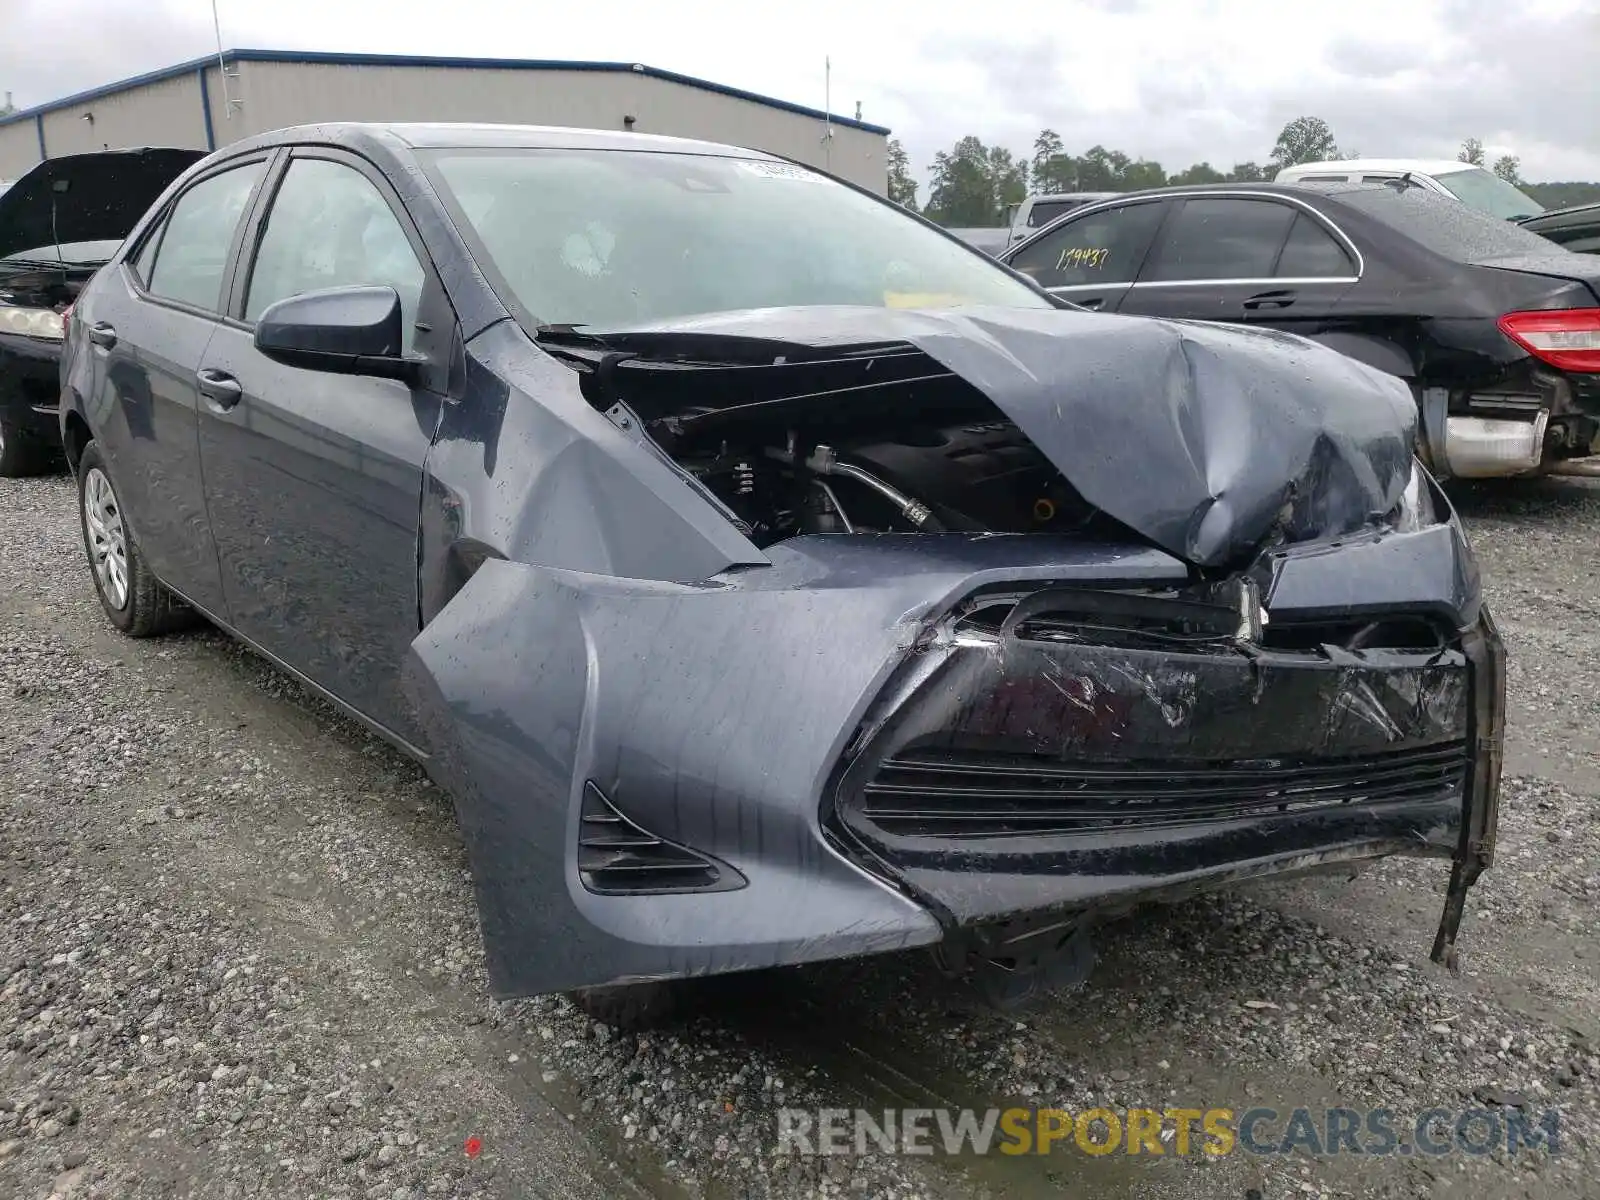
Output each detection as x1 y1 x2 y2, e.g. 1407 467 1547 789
0 48 891 137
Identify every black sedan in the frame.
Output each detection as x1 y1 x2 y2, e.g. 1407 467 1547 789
0 148 203 474
1001 182 1600 480
61 123 1503 1025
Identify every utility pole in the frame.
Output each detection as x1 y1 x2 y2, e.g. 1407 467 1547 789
823 57 832 172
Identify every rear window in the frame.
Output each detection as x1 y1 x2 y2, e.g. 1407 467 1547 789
1335 187 1566 263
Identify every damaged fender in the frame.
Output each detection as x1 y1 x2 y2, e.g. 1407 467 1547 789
403 555 951 995
403 536 1194 997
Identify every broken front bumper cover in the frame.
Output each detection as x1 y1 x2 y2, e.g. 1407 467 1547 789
405 521 1503 999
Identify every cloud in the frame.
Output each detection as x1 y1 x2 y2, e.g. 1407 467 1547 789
0 0 216 108
1 0 1596 185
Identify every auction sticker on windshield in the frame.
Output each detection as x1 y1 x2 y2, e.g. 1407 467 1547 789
738 161 831 183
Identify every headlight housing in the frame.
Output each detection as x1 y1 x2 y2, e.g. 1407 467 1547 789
1389 458 1439 533
0 304 65 341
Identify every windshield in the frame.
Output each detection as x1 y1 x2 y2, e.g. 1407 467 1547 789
425 149 1050 329
1432 166 1545 220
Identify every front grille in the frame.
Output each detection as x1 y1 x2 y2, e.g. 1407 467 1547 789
577 781 744 895
857 741 1469 837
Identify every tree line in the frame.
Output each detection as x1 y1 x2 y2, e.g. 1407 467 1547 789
887 117 1600 226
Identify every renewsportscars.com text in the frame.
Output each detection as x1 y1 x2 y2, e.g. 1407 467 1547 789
776 1105 1562 1158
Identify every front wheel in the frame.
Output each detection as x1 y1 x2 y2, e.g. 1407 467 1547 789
77 441 193 636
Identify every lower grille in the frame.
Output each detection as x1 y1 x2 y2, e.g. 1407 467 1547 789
858 742 1469 837
578 782 744 895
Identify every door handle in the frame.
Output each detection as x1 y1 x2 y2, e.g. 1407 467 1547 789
1075 296 1106 311
196 369 243 411
88 323 117 349
1243 291 1296 310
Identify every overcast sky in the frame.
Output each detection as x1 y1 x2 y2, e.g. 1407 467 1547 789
4 0 1598 184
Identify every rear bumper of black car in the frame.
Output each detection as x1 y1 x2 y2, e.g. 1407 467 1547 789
407 521 1503 999
0 331 64 443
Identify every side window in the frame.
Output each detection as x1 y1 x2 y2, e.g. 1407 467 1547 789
1141 198 1296 282
145 162 265 312
130 219 165 287
1275 213 1357 278
245 158 426 352
1007 203 1166 288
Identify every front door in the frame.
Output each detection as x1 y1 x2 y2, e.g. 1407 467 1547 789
1003 199 1170 312
195 151 450 746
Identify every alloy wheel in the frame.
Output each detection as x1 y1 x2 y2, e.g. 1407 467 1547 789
83 467 130 610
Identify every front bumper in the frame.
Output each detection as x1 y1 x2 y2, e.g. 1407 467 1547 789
407 523 1502 998
830 621 1480 928
0 331 65 442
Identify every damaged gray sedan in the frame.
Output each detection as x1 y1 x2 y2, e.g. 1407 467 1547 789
59 123 1505 1025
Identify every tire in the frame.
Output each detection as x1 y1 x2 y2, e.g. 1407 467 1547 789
568 981 687 1030
76 441 194 636
0 415 55 478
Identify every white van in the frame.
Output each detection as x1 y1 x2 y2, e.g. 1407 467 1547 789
1005 192 1119 246
1274 159 1544 221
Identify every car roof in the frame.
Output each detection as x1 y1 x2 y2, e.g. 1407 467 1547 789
220 121 783 162
1277 159 1479 176
1027 192 1118 201
1064 182 1355 203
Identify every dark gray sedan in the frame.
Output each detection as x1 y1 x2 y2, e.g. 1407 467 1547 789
60 123 1503 1026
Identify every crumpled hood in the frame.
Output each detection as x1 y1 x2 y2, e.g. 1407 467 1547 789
574 305 1418 568
0 148 203 262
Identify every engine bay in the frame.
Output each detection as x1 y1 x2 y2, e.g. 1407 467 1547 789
675 417 1106 546
548 334 1134 549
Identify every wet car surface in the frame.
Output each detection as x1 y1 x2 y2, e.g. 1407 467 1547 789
57 122 1502 1024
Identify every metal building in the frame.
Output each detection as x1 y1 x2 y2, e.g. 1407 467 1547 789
0 49 890 191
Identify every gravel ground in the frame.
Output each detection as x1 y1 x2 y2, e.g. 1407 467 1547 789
2 469 1597 1200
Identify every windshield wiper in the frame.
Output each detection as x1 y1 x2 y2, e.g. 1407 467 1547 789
533 322 593 340
0 256 76 271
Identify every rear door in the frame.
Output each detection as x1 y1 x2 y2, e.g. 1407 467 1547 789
194 149 452 747
82 156 271 617
1002 199 1169 311
1119 195 1357 331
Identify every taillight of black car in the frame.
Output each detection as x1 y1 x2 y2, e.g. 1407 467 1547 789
1497 309 1600 373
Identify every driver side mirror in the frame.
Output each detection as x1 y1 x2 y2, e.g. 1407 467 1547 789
254 285 419 382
